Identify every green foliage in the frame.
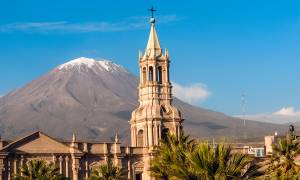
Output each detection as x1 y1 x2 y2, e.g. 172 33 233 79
187 143 257 180
13 159 68 180
150 131 197 180
150 132 257 180
264 136 300 180
89 160 124 180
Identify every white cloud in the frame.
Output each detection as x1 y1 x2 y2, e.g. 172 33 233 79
0 15 181 33
274 106 300 116
172 82 210 105
235 106 300 124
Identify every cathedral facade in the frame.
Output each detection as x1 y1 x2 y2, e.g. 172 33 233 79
0 16 183 180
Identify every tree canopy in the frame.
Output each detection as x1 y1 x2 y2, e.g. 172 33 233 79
150 132 258 180
14 159 67 180
89 160 124 180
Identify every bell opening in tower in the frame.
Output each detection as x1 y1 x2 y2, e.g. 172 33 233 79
157 66 162 83
149 66 153 81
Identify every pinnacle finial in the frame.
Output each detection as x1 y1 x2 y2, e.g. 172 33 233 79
165 48 168 57
72 133 76 142
114 133 119 143
139 49 142 59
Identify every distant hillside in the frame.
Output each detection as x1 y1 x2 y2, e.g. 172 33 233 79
0 57 287 143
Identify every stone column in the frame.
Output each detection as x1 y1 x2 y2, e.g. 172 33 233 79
146 65 149 81
132 164 136 180
85 160 88 180
153 65 157 83
20 155 24 176
71 155 80 180
159 124 162 141
154 125 159 145
65 156 69 178
145 124 148 146
148 123 153 146
20 156 24 167
139 67 142 83
13 158 17 175
127 158 131 179
0 158 4 180
7 159 11 180
52 155 57 167
142 127 145 147
59 156 63 174
133 126 137 147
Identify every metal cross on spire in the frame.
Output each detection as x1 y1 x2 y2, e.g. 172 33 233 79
148 6 156 18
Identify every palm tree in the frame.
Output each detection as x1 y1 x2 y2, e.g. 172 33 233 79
150 131 257 180
264 136 300 179
89 160 124 180
14 159 67 180
150 131 197 180
187 143 258 180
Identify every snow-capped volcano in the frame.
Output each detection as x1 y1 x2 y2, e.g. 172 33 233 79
58 57 128 73
0 57 138 142
0 57 286 142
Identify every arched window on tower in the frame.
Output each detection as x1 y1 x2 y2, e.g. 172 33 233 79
137 130 144 147
142 67 147 84
157 66 162 84
149 66 153 81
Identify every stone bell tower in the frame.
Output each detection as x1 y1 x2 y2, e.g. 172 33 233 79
130 14 183 147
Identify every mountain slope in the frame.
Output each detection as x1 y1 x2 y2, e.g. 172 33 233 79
0 57 286 143
288 121 300 128
174 100 286 139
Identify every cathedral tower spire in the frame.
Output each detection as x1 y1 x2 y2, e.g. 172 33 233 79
145 17 161 58
130 9 183 147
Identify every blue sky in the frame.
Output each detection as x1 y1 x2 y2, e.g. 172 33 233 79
0 0 299 117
